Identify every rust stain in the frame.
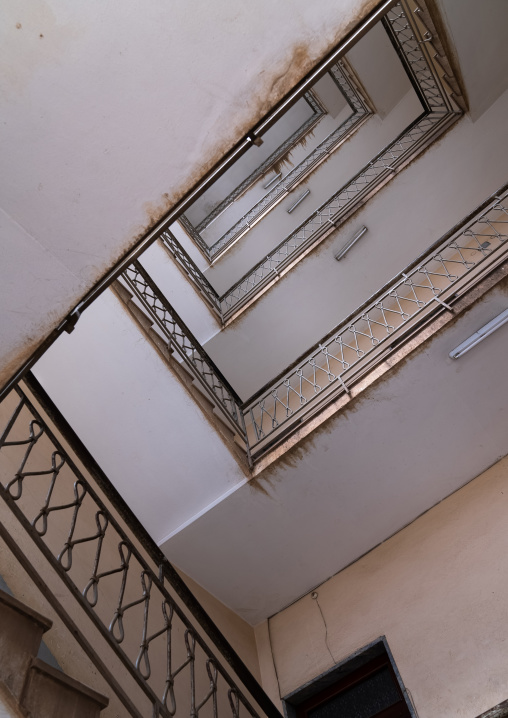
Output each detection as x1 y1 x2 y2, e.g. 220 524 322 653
118 0 385 271
1 0 383 392
248 478 273 497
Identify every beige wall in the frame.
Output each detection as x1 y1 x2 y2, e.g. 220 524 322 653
255 454 508 717
178 571 261 682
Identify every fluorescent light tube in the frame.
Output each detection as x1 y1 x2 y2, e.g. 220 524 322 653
449 307 508 359
335 226 368 261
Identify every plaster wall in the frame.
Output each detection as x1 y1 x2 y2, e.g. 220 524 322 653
163 278 508 624
178 570 261 682
0 0 380 391
202 86 508 400
31 290 246 542
439 0 508 122
256 453 508 718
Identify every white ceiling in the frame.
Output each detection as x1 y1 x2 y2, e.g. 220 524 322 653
163 280 508 624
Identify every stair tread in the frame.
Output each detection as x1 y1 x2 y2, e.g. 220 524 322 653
0 589 52 633
26 659 109 709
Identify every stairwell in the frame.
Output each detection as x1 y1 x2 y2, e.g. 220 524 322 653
0 589 108 718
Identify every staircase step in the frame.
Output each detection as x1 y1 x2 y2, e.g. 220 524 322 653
21 659 108 718
0 681 25 717
0 589 52 701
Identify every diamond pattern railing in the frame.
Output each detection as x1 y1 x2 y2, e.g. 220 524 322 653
115 0 474 462
219 114 443 318
160 228 222 317
122 261 247 446
242 190 508 456
0 378 280 717
132 188 508 463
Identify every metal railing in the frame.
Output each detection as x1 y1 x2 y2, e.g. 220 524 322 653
194 92 326 234
135 186 508 463
0 0 412 403
159 228 223 317
181 60 371 263
201 61 372 260
121 262 249 455
0 374 280 717
161 0 463 325
242 188 508 457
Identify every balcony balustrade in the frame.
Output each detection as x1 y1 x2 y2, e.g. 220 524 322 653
118 186 508 463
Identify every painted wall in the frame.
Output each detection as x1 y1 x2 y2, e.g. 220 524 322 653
178 571 261 682
254 453 508 718
439 0 508 121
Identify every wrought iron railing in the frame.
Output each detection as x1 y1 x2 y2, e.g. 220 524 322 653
194 92 326 234
159 228 223 317
161 0 463 325
0 374 281 717
135 186 508 463
242 188 508 457
121 261 249 457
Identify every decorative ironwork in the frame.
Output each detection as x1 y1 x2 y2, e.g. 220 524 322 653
0 378 279 717
135 188 508 462
194 92 326 234
243 190 508 456
159 229 222 317
121 261 248 450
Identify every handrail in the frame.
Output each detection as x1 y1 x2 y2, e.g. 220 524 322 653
122 261 248 445
202 61 371 261
134 184 508 463
0 372 280 717
194 92 326 234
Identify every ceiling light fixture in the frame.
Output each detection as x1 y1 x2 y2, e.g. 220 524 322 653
449 308 508 359
335 226 368 261
287 189 310 214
